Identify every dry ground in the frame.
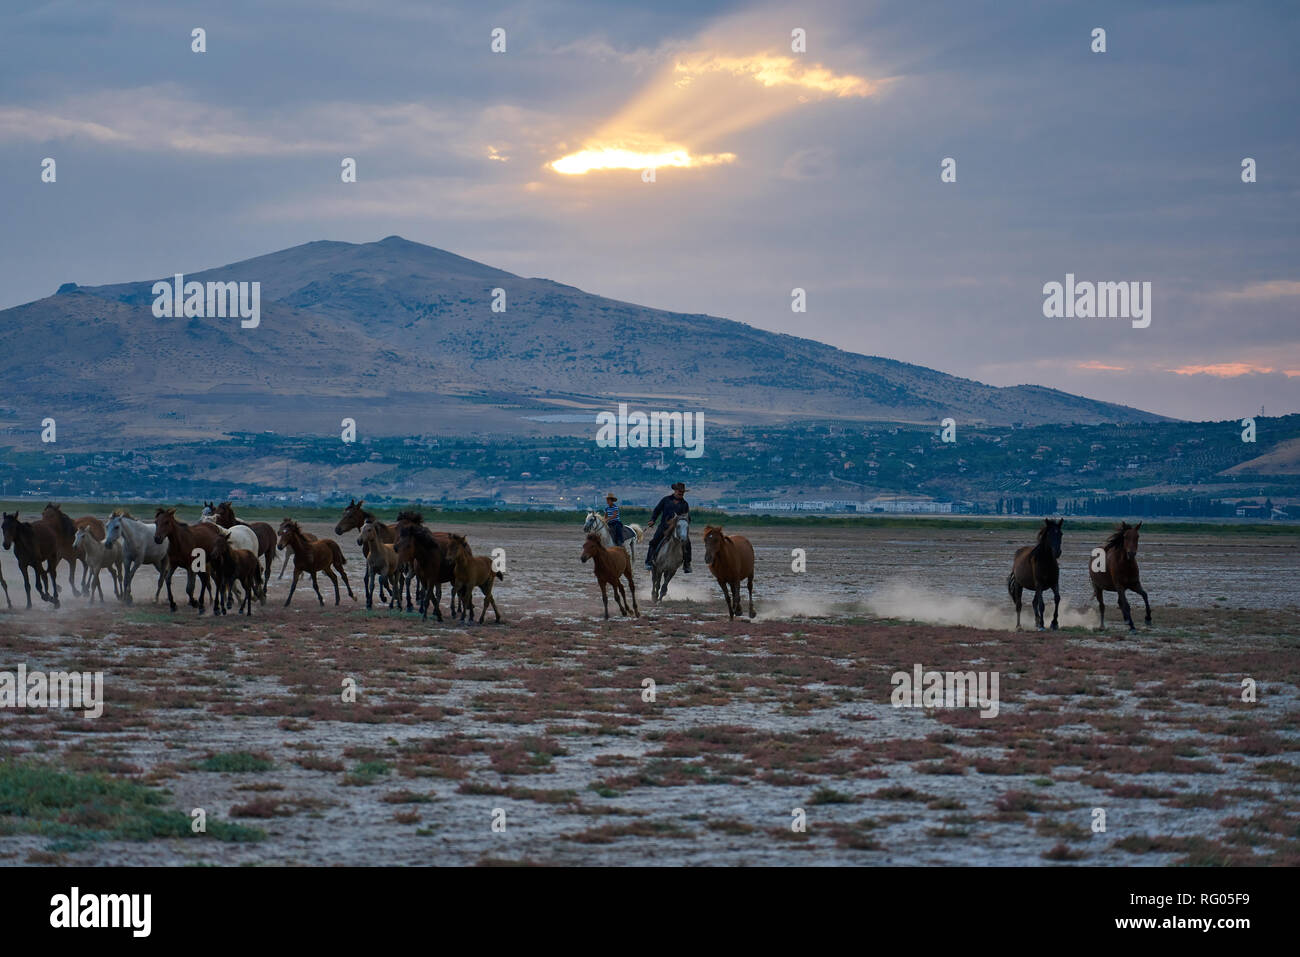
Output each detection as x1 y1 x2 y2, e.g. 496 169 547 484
1 598 1296 866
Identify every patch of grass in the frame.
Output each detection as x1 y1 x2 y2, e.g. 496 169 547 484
343 761 392 786
1043 843 1086 861
0 759 263 845
807 787 858 805
199 751 274 773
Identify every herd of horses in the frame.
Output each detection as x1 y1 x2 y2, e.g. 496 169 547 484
0 502 1146 630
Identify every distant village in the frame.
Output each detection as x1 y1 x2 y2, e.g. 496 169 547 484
1 415 1296 520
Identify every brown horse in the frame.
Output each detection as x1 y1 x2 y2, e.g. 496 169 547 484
393 520 450 622
1008 518 1063 631
210 531 264 616
702 525 755 620
1089 521 1151 632
154 508 226 614
1 511 60 607
446 533 503 624
580 533 639 619
277 519 354 606
394 512 459 616
213 501 277 581
38 504 82 597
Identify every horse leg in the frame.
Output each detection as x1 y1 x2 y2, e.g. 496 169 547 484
746 575 755 619
284 569 301 607
624 570 640 618
337 561 354 600
154 566 167 605
486 585 501 623
311 572 326 606
19 565 32 609
1093 585 1105 630
1134 584 1152 625
600 580 611 619
1033 588 1044 630
46 559 60 607
1050 584 1060 630
1010 579 1023 630
1117 587 1135 632
719 580 734 620
164 566 178 612
364 564 374 609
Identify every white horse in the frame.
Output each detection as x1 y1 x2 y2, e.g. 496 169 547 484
583 511 644 563
650 515 688 602
103 511 170 604
200 513 260 554
73 526 124 603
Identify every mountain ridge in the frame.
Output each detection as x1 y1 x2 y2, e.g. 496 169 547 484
0 236 1168 447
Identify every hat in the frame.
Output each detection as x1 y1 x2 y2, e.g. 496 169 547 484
605 492 617 501
671 482 686 493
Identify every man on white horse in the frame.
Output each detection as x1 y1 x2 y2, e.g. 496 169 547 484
645 482 692 574
603 493 628 547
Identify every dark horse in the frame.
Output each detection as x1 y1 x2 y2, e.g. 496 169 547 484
1089 521 1151 632
212 501 277 582
1007 518 1063 630
394 520 448 622
1 512 60 608
39 504 82 597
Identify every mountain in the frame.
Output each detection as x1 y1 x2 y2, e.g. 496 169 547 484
0 236 1166 446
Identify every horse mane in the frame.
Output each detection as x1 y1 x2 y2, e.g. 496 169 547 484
585 532 603 544
396 510 423 525
280 518 301 533
1103 523 1130 551
47 506 76 536
111 508 135 518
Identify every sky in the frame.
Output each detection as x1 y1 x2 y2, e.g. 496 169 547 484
1 0 1297 422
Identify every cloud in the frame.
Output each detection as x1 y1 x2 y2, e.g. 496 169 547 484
1216 280 1300 301
1169 362 1278 378
1078 360 1126 371
672 52 876 98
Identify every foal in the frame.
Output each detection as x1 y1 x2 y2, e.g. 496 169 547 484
580 533 639 619
73 527 124 603
277 519 354 607
359 520 401 610
446 533 503 624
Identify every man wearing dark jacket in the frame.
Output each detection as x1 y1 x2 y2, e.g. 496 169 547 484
645 482 691 573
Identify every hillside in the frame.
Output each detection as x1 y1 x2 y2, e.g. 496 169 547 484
0 236 1166 446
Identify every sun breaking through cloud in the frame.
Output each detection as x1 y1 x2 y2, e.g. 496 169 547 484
551 144 736 175
550 46 876 175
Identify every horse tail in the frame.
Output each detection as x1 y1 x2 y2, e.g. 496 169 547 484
1006 571 1018 599
494 570 504 581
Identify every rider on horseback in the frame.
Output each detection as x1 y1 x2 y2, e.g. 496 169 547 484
645 482 691 573
603 493 627 546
